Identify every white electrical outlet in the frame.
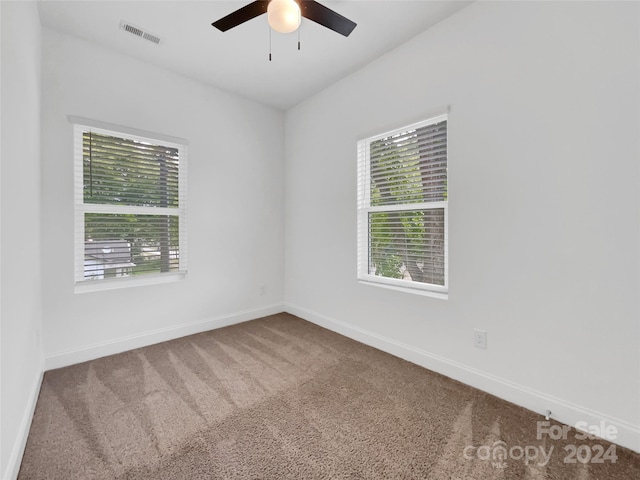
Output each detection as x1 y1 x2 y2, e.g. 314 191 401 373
474 329 487 349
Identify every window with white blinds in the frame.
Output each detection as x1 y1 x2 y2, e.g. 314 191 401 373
73 120 187 291
357 114 448 297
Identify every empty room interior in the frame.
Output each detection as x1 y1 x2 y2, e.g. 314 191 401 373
1 0 639 478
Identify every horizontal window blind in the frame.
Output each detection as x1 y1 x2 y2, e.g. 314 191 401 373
83 132 180 207
357 115 448 293
368 208 445 286
369 120 447 206
84 214 180 278
74 124 187 286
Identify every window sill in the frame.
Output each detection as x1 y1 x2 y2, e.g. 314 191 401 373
358 279 448 300
75 271 186 294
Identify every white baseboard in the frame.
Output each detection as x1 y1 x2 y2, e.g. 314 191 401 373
284 302 640 454
44 303 285 371
3 360 44 480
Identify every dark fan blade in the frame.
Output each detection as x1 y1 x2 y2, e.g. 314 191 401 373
299 0 356 37
211 1 269 32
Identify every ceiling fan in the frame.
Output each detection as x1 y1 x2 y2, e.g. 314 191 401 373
211 0 357 37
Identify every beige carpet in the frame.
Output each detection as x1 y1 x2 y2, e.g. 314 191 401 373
19 313 640 479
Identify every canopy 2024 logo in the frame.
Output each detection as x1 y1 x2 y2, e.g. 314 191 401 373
537 420 618 465
462 420 618 469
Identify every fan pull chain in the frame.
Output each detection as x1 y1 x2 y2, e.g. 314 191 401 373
297 12 301 50
269 25 272 61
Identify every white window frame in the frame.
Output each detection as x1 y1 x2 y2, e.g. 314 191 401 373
71 117 188 293
357 114 448 299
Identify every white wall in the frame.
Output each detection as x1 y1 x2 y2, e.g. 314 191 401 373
284 1 640 451
1 1 44 478
41 29 285 365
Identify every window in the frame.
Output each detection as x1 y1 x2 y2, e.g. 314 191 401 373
357 114 448 297
73 118 187 292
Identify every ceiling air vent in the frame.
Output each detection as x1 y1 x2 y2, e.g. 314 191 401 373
120 21 161 45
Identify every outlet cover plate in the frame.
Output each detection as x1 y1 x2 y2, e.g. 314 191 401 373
474 329 487 349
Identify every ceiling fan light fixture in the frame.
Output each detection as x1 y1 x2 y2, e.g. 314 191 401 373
267 0 301 33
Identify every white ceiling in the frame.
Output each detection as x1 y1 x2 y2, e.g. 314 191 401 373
38 0 473 110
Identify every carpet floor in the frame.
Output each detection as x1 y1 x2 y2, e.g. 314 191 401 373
19 313 640 479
